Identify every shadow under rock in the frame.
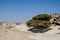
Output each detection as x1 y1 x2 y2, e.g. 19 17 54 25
28 26 52 33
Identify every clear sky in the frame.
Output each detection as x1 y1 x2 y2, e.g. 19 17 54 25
0 0 60 23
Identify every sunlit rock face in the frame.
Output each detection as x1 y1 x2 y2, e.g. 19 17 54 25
0 22 10 27
50 13 60 24
50 13 59 19
0 22 29 32
15 23 29 32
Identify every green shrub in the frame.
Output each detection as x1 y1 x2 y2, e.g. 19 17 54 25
6 25 13 28
26 14 51 32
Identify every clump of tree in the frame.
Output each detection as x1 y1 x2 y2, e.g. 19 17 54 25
26 14 51 33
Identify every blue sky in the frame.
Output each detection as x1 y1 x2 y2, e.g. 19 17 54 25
0 0 60 23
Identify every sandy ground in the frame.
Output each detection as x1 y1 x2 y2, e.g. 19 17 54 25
0 25 60 40
45 25 60 34
29 33 60 40
29 25 60 40
0 28 34 40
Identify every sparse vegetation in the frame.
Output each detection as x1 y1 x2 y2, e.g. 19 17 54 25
6 25 13 28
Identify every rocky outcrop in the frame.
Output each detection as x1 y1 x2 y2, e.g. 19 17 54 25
50 13 60 24
15 23 29 32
